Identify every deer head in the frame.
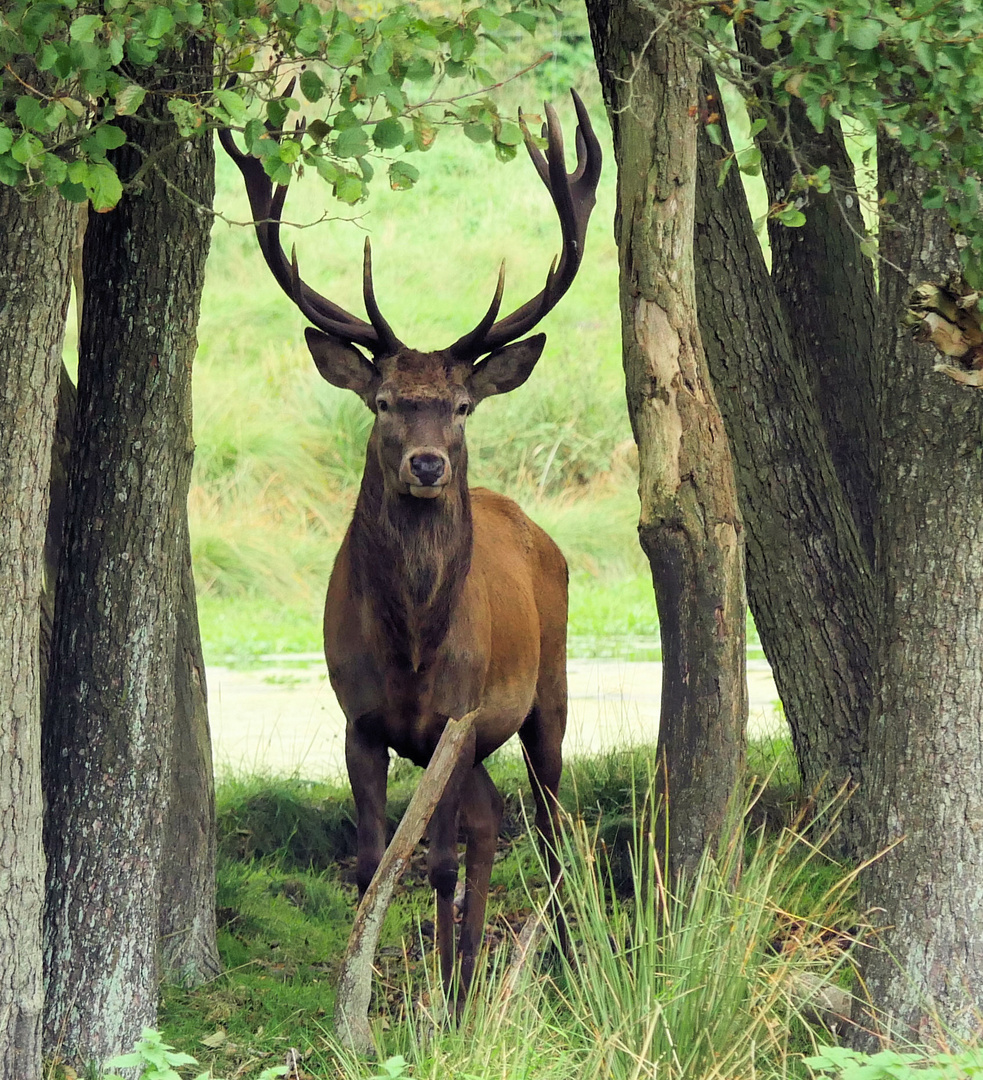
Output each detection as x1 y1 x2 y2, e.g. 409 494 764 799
220 91 601 501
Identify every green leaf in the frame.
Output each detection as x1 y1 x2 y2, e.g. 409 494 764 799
0 127 13 155
847 18 882 51
404 57 433 82
335 173 363 203
327 32 359 66
777 207 807 227
335 125 369 158
70 14 102 42
496 121 522 146
11 132 44 167
299 69 324 103
314 156 339 181
167 98 202 137
15 96 46 132
372 117 404 149
463 122 491 143
214 89 247 122
59 177 88 202
815 29 838 61
42 152 67 184
474 8 501 30
754 0 784 21
94 125 127 150
144 6 175 39
706 122 722 146
760 27 782 50
114 83 147 117
411 115 436 151
370 40 393 74
923 186 945 208
0 155 26 187
295 26 321 54
504 10 538 32
805 100 826 133
388 160 419 190
739 146 762 174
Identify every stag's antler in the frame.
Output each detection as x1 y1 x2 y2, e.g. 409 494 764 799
218 102 400 356
448 89 602 362
220 88 601 361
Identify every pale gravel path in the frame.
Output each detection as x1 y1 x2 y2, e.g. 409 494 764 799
208 658 785 780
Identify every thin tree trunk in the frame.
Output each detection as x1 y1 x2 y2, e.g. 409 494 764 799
586 6 747 874
0 186 77 1080
853 140 983 1043
42 40 215 1064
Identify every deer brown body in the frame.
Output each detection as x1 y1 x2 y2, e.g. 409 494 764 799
222 91 600 1002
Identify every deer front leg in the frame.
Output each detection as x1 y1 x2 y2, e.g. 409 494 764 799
426 723 476 999
458 764 504 1001
345 722 389 897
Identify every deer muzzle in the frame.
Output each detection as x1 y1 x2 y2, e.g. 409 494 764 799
401 450 451 499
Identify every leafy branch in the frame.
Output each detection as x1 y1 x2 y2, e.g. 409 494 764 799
698 0 983 284
0 0 559 209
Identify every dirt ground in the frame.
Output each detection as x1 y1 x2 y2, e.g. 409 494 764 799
208 657 784 779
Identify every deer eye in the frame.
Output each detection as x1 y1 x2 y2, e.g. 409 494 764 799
376 398 389 413
457 402 470 416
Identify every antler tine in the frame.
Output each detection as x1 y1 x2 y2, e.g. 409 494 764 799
448 262 507 361
287 244 383 348
221 116 391 354
447 89 602 362
570 87 603 193
362 238 403 354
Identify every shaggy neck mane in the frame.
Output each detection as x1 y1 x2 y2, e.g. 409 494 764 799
348 442 473 671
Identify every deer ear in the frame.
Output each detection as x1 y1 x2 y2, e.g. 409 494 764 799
469 334 547 402
306 328 379 398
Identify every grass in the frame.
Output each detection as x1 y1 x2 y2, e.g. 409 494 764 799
155 739 860 1080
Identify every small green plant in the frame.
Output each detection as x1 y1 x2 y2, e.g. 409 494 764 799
806 1044 983 1080
102 1027 287 1080
368 1057 412 1080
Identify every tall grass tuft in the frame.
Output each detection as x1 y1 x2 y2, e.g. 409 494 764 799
298 779 856 1080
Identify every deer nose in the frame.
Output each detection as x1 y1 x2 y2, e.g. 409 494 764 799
409 453 446 486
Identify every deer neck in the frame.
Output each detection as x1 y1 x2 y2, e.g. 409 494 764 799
349 441 473 671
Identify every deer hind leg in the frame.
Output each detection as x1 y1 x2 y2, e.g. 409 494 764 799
457 764 504 1002
345 722 390 897
519 690 568 956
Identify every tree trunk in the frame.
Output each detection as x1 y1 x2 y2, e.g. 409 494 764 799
586 6 747 874
694 66 876 829
42 40 216 1065
852 140 983 1043
0 186 77 1080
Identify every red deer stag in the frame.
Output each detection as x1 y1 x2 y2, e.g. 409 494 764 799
220 91 600 1001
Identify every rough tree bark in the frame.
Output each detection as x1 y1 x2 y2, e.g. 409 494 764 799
585 3 747 874
689 46 983 1043
853 140 983 1043
693 66 876 827
0 186 77 1080
42 39 216 1064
